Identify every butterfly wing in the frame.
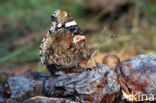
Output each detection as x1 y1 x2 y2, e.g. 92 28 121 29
40 9 95 70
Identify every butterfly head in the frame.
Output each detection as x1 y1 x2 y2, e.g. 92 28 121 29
51 9 75 28
50 9 83 35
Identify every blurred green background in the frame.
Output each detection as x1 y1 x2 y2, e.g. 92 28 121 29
0 0 156 75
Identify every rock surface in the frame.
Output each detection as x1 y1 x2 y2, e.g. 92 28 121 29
116 54 156 101
1 54 156 103
23 96 76 103
102 54 120 71
44 64 120 103
2 72 50 102
0 64 121 103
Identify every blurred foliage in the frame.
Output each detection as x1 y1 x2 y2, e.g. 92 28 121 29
0 0 156 70
0 0 86 31
147 51 156 55
127 0 156 24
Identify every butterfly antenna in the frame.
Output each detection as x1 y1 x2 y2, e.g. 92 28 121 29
94 27 116 49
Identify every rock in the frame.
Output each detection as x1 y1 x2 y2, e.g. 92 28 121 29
1 83 11 98
0 68 121 102
3 98 17 103
116 54 156 102
0 97 17 103
21 72 50 81
23 96 76 103
5 72 50 102
44 64 120 103
0 97 4 103
102 54 120 71
0 84 4 97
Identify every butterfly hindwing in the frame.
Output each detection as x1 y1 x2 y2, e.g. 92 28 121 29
40 9 95 70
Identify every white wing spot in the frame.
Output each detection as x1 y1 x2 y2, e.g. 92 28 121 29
57 23 62 28
65 21 77 28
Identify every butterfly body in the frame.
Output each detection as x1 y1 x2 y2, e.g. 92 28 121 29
40 9 95 70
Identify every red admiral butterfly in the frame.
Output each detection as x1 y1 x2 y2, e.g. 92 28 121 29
40 9 95 70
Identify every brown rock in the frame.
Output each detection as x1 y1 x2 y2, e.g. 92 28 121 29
116 54 156 102
23 96 76 103
44 64 120 103
0 66 121 103
3 72 50 102
103 54 120 71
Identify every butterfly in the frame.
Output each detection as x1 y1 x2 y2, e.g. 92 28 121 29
40 9 96 71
